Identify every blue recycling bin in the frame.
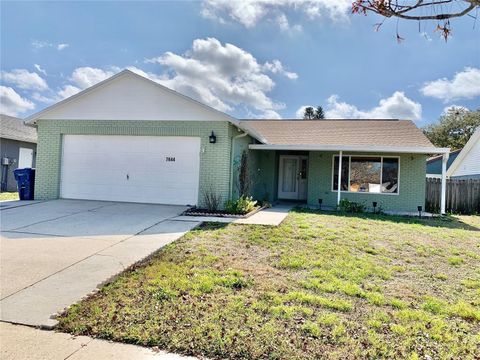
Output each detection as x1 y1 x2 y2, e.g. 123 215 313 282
13 168 35 200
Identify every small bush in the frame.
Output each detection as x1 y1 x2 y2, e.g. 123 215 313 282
203 188 222 212
338 199 366 213
225 195 258 215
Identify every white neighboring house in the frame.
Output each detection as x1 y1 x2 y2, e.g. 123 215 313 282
446 128 480 180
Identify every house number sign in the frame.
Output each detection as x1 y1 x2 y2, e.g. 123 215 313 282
166 157 176 162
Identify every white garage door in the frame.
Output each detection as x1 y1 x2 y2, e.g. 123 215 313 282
60 135 201 205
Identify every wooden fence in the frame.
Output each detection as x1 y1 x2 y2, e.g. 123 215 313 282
426 178 480 214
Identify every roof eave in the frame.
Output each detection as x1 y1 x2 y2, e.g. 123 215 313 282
249 144 450 154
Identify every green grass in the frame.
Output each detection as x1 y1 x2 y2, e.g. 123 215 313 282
0 192 18 201
57 210 480 360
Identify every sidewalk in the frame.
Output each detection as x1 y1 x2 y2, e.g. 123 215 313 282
173 204 292 226
0 322 196 360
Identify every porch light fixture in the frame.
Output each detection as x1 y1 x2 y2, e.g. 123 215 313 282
417 205 422 218
372 201 377 214
209 131 217 144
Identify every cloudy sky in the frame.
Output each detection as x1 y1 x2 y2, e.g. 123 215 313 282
1 1 479 125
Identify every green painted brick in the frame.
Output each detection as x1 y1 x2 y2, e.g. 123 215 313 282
251 150 427 212
35 120 234 207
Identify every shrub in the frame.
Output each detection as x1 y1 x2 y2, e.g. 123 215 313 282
338 199 366 213
203 188 222 212
225 195 258 215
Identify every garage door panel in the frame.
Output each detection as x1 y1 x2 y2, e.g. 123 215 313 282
61 135 201 205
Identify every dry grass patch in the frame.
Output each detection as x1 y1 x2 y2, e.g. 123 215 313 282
58 210 480 359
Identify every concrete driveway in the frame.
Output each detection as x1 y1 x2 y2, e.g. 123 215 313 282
0 199 199 328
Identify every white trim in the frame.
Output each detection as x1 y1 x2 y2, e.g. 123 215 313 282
331 154 401 195
440 153 448 214
249 144 449 154
446 127 480 177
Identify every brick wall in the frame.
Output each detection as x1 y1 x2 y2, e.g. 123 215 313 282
307 151 427 212
34 120 232 207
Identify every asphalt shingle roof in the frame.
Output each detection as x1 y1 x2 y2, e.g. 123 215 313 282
0 114 37 143
240 119 435 148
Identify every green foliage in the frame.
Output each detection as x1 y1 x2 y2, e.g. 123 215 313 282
202 187 222 212
224 195 257 215
423 108 480 149
338 198 366 213
303 105 325 119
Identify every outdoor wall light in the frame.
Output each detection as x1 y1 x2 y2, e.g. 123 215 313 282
209 131 217 144
417 205 422 218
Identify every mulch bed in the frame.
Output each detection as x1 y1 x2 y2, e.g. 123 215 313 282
182 205 266 218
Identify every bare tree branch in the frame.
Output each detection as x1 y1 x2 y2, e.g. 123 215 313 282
352 0 479 40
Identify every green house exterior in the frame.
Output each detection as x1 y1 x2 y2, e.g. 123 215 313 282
28 70 447 213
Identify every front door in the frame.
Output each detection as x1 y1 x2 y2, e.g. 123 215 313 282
278 155 308 200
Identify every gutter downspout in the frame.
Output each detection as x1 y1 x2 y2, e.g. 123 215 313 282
229 130 249 200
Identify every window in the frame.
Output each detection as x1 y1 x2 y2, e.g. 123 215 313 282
332 155 399 194
333 156 349 191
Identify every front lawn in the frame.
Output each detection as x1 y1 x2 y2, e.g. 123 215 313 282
58 210 480 359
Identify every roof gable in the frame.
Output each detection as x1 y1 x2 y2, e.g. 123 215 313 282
447 128 480 176
26 70 238 124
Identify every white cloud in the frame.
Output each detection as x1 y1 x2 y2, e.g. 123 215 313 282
325 91 422 120
420 67 480 102
57 85 81 100
0 86 35 116
31 40 70 51
1 69 48 91
201 0 351 29
145 37 295 116
69 67 114 89
34 64 47 76
263 60 298 79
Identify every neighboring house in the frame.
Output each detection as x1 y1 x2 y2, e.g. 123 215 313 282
446 128 480 180
426 149 461 178
25 70 449 213
0 114 37 192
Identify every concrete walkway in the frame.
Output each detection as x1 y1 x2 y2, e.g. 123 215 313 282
173 204 292 226
0 322 196 360
1 200 200 328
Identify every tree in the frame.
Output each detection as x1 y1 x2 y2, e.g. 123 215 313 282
352 0 479 41
423 107 480 149
303 106 325 119
315 106 325 119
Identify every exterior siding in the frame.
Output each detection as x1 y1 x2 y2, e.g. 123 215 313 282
450 139 480 178
0 138 37 192
307 151 427 212
34 120 232 207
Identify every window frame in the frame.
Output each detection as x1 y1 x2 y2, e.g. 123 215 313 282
331 154 401 195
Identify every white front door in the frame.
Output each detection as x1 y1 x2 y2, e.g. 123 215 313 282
278 155 308 200
18 148 34 168
60 135 201 205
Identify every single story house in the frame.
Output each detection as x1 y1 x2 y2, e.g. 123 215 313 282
426 149 461 178
446 128 480 180
25 70 450 213
0 114 37 192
